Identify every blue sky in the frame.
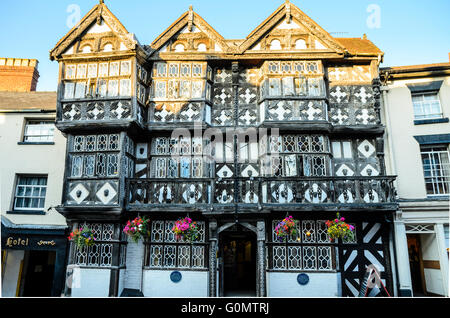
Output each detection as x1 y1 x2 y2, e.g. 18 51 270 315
1 0 449 92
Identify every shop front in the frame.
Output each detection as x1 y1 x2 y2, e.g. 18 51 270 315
1 219 67 297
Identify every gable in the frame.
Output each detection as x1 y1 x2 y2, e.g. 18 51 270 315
248 16 334 51
50 2 138 60
241 1 345 54
150 7 230 55
61 19 130 56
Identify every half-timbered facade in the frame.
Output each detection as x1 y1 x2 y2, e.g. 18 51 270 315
50 1 398 297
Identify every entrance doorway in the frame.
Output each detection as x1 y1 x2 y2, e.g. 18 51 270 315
219 230 256 297
21 251 56 297
407 235 426 296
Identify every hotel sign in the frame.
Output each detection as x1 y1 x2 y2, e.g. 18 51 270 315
5 237 29 247
2 236 60 250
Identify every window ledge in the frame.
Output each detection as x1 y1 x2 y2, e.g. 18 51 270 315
18 142 55 145
414 118 449 125
425 195 450 201
6 210 46 215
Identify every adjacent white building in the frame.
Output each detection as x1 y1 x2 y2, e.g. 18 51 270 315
0 58 68 297
381 58 450 297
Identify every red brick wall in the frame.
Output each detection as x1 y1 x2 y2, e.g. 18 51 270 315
0 60 40 92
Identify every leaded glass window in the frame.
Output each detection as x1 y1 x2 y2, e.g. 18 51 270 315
98 63 109 77
192 64 203 77
180 63 191 77
120 61 131 76
120 79 131 96
154 63 167 77
88 64 98 78
262 135 329 177
168 64 179 77
155 81 167 98
109 62 120 77
76 64 87 79
66 65 76 79
71 156 83 177
71 223 118 267
64 82 75 99
269 219 336 271
146 220 207 269
74 82 86 98
192 81 203 98
108 80 119 97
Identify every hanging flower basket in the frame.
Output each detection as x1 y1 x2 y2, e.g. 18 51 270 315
275 215 299 242
68 227 96 248
172 217 199 243
123 216 151 243
325 213 355 242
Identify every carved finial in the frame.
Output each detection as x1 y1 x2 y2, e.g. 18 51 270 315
285 0 291 23
99 0 104 4
188 5 194 32
363 33 368 40
97 4 103 25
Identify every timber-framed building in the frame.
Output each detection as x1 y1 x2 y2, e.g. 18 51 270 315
50 1 398 297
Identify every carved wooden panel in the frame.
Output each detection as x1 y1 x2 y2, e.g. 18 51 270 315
329 85 377 125
149 102 205 123
62 100 133 122
66 180 119 206
212 68 234 126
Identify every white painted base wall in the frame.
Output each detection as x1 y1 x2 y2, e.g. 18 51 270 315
71 268 110 297
267 272 340 297
142 270 208 297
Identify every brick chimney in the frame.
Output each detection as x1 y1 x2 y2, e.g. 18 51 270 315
0 58 40 92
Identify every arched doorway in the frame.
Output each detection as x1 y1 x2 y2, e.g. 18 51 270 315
218 224 257 297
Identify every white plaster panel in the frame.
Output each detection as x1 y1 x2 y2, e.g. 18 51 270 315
71 268 110 297
142 270 208 297
267 272 340 297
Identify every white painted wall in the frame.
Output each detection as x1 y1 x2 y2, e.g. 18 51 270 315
1 250 24 297
142 270 208 297
267 272 340 297
70 268 110 297
0 112 67 227
383 76 450 199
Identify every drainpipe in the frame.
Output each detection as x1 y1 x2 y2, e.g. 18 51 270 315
380 82 398 184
